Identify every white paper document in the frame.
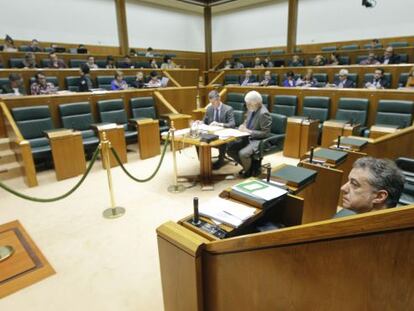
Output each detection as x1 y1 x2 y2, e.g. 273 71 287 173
199 197 256 227
198 124 224 132
215 128 250 139
232 179 288 201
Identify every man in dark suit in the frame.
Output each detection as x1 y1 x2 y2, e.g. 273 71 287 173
227 90 272 177
333 69 355 88
365 68 389 89
1 73 26 95
259 70 276 86
239 70 256 86
203 90 235 169
379 46 401 64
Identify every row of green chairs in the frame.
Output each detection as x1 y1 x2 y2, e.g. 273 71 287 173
10 96 168 167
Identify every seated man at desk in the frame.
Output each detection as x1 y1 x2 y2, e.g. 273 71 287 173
227 90 271 178
202 90 235 169
1 73 26 95
336 157 404 217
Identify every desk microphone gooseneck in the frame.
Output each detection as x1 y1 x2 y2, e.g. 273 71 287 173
192 197 201 225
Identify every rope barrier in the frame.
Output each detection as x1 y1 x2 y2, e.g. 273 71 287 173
0 147 100 202
110 131 171 183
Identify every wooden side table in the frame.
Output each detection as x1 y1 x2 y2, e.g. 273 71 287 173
136 119 160 159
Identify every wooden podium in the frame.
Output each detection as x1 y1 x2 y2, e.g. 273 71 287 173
45 129 86 181
95 123 127 168
283 117 319 158
135 119 160 159
321 120 360 147
369 125 399 139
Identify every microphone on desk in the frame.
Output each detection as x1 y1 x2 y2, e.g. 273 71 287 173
266 165 271 183
337 135 341 149
192 197 201 225
309 146 314 163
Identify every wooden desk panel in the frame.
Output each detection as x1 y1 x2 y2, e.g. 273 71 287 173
48 131 86 181
283 118 302 158
137 119 160 159
98 127 127 168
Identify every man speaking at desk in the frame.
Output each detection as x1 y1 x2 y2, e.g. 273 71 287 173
227 90 271 178
203 90 235 169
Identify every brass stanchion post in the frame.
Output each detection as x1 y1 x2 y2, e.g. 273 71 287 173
0 245 14 262
196 86 201 109
101 131 126 219
168 121 185 193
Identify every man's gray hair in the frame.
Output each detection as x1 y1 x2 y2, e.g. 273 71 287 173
208 90 220 100
339 68 349 76
244 90 262 104
353 157 405 207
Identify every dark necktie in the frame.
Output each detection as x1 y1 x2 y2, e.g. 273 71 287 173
214 108 219 122
247 111 256 129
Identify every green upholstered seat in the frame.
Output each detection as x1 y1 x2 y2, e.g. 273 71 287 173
363 73 392 88
224 74 239 85
313 73 328 84
233 110 245 127
129 97 169 133
59 102 99 152
69 59 87 68
96 76 113 90
272 95 297 117
339 56 350 65
65 76 81 92
302 96 330 122
257 51 269 56
241 61 252 68
374 100 414 128
389 42 409 48
124 76 136 86
135 61 150 69
363 43 382 49
399 73 409 87
321 46 337 52
40 59 50 68
395 157 414 205
341 44 359 50
399 54 408 63
356 55 368 63
0 78 9 91
261 94 269 109
226 92 245 111
18 45 31 52
271 49 285 55
257 113 287 158
97 99 137 143
96 60 107 68
335 98 369 126
9 58 24 68
11 105 53 160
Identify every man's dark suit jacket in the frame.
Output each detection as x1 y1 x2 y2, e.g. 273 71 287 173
203 103 235 128
1 83 26 95
239 76 256 85
334 78 355 88
379 54 401 64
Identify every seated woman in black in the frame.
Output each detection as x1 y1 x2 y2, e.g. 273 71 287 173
78 64 93 92
131 72 145 89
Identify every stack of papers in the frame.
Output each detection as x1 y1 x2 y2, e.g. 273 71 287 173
199 197 256 228
215 128 250 139
198 124 223 132
232 179 288 201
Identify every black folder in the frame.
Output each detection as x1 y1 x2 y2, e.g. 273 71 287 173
340 137 368 149
271 165 317 188
313 148 347 165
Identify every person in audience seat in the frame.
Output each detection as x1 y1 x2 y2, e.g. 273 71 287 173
131 72 145 89
105 56 116 69
233 58 244 69
240 69 256 86
263 57 274 68
223 60 232 69
111 71 128 90
296 69 318 87
254 57 264 68
160 56 177 69
86 56 98 69
359 52 380 65
332 69 355 88
283 71 297 87
327 52 339 66
149 58 159 69
312 54 326 66
31 72 56 95
78 64 92 92
28 39 42 52
406 66 414 88
145 47 154 58
119 55 134 68
227 90 271 178
260 70 276 86
290 55 303 67
335 157 404 218
365 68 389 89
48 52 67 68
379 46 401 64
3 35 17 52
1 73 26 95
146 71 161 88
202 90 236 169
20 52 38 69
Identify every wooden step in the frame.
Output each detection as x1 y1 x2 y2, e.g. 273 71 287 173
0 162 23 181
0 138 11 151
0 150 16 165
